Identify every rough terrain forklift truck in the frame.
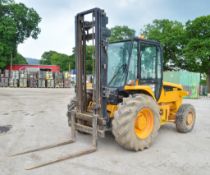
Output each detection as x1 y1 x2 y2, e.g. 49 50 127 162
67 7 196 151
12 8 196 170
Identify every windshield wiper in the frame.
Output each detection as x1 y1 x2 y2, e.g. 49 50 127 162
108 64 128 86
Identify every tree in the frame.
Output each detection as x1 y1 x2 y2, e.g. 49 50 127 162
142 19 185 70
14 53 27 64
71 46 94 74
41 26 136 73
40 51 75 72
184 15 210 93
109 26 136 42
85 46 94 74
0 0 41 69
40 46 95 73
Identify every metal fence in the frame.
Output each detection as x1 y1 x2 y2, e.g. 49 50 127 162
163 71 201 99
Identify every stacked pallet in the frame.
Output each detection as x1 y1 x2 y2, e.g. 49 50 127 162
19 79 27 88
46 71 53 80
46 71 54 88
28 72 38 88
46 80 54 88
54 72 63 88
63 72 71 88
19 70 27 88
9 71 19 87
38 80 45 88
0 77 9 87
0 70 9 87
4 70 9 78
38 71 46 88
9 79 19 87
0 70 73 88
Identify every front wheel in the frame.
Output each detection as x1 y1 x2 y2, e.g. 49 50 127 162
112 94 160 151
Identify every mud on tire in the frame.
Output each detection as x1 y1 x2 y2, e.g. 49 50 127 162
176 104 196 133
112 94 160 151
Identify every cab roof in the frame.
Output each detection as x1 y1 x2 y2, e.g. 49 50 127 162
109 37 161 46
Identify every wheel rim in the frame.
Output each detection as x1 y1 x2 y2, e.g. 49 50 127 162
135 108 154 139
186 112 193 126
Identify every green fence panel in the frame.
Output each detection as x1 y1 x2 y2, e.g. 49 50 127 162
163 71 200 99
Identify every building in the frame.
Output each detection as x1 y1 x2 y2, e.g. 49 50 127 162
6 64 60 73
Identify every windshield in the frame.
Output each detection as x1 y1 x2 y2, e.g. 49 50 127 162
107 41 135 87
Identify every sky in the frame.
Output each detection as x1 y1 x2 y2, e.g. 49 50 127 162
16 0 210 59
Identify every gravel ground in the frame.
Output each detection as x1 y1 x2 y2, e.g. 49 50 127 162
0 88 210 175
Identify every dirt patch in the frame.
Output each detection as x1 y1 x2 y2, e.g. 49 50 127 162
0 125 12 134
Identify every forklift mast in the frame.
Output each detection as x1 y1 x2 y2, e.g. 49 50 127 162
11 10 111 170
75 8 110 119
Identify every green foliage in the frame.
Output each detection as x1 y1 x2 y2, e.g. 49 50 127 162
0 0 41 69
71 46 94 74
184 16 210 74
142 16 210 91
142 19 185 70
0 52 27 68
13 53 27 64
109 26 136 42
40 51 75 72
200 78 207 86
85 46 94 74
40 46 95 73
184 39 210 73
184 15 210 92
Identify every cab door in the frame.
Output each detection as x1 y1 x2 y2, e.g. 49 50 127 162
139 41 163 100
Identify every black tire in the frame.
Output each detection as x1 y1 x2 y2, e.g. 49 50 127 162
176 104 196 133
112 94 160 151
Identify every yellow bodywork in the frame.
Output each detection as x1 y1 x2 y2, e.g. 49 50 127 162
158 82 188 124
87 81 187 125
106 81 188 125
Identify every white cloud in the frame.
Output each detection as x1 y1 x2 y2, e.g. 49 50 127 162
16 0 210 59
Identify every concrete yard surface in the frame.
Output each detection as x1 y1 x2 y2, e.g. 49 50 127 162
0 88 210 175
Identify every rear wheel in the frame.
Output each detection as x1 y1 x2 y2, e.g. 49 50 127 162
112 94 160 151
176 104 196 133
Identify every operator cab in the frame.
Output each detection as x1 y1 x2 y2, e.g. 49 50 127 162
107 37 163 100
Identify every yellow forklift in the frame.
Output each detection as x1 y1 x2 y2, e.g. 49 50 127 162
68 7 196 151
12 8 196 169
